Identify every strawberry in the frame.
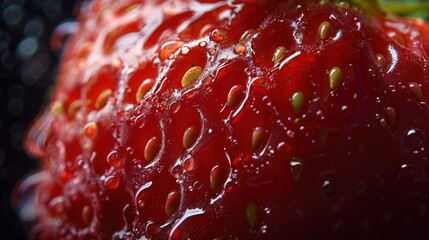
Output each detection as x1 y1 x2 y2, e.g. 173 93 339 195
18 0 429 239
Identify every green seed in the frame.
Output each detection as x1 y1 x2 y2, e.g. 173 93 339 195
246 202 258 229
319 21 331 40
272 46 287 64
182 66 203 88
329 67 342 90
291 91 305 115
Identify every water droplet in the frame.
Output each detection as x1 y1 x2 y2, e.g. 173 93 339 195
137 200 145 208
104 175 121 190
404 128 425 154
84 122 98 139
48 196 65 216
159 40 184 60
234 43 246 55
210 28 229 42
320 177 339 200
290 157 304 181
182 156 195 172
107 150 123 168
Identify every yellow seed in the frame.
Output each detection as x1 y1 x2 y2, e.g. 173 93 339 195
226 85 244 107
136 79 154 102
291 91 305 115
239 29 255 42
319 21 331 40
95 89 113 110
51 101 64 116
181 66 203 88
144 136 161 161
272 46 287 64
183 126 199 149
329 67 342 90
234 44 246 55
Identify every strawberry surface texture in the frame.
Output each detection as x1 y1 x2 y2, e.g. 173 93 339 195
19 0 429 239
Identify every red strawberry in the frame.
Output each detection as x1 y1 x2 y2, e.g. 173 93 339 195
17 0 429 239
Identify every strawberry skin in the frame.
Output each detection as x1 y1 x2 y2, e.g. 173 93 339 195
20 0 429 239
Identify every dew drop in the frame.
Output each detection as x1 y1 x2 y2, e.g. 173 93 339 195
84 122 98 139
320 178 339 200
48 196 65 216
404 128 425 154
159 40 184 60
234 43 246 55
210 28 229 42
290 157 304 181
107 150 123 169
104 175 121 190
182 156 195 172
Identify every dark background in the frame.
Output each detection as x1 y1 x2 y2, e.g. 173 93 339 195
0 0 79 239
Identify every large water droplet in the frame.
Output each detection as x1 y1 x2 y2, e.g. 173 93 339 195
404 128 425 154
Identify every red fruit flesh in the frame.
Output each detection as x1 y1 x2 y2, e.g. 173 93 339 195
17 0 429 239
